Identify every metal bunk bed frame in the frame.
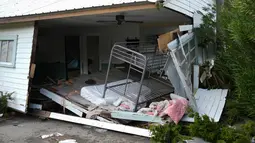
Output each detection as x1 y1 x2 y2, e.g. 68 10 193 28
103 43 173 111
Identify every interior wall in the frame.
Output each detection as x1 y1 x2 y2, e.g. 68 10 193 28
139 21 188 42
36 22 187 76
37 35 65 63
36 23 140 74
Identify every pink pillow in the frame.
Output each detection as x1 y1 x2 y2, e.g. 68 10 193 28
164 99 188 124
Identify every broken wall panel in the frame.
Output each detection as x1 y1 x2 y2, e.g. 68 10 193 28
0 22 35 113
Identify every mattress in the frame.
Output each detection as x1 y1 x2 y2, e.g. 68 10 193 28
80 79 151 106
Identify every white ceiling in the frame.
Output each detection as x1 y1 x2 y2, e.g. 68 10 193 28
38 7 191 28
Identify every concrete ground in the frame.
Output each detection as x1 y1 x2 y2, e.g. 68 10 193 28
0 114 149 143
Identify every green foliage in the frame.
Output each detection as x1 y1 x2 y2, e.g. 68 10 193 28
188 113 220 142
196 0 255 122
217 0 255 121
155 0 164 10
150 123 191 143
0 91 13 114
195 4 216 49
241 120 255 137
150 114 255 143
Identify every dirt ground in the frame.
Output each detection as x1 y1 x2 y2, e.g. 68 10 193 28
0 114 149 143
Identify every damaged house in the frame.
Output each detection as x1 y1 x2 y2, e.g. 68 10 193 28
0 0 225 137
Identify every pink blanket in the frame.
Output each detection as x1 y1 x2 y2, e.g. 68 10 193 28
164 99 188 124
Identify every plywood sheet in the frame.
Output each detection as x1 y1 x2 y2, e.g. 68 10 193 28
157 29 179 53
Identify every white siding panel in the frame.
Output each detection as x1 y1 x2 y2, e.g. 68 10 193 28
0 22 34 113
164 0 214 17
15 58 31 64
17 48 32 54
16 53 32 59
1 72 28 79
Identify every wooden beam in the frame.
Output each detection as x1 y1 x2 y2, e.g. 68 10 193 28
40 88 85 117
30 110 152 138
39 88 112 122
0 3 156 24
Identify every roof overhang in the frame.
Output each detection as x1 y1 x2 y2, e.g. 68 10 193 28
0 2 157 24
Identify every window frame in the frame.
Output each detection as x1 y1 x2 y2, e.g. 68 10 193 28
0 35 18 68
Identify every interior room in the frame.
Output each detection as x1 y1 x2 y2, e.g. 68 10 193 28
30 7 192 115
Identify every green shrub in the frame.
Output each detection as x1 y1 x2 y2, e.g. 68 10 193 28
150 114 254 143
0 91 13 115
197 0 255 122
217 0 255 120
188 113 221 142
150 123 191 143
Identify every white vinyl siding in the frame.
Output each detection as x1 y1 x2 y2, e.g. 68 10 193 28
164 0 214 17
0 22 34 113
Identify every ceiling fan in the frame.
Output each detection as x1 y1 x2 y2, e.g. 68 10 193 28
96 15 143 25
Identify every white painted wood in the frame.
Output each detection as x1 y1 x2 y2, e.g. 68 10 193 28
208 89 222 119
179 25 193 32
168 0 194 12
0 22 34 113
40 88 84 117
182 88 228 122
164 0 214 18
214 89 228 122
203 90 217 116
48 112 151 138
1 71 28 79
8 102 27 112
193 65 199 90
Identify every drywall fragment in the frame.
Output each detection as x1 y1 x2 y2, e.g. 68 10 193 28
110 111 165 124
59 139 77 143
41 132 63 139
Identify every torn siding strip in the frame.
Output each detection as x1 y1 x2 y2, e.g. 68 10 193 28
31 110 152 138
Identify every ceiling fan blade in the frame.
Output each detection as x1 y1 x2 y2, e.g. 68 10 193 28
96 20 116 23
125 21 144 23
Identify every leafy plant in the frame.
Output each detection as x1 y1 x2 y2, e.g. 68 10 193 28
217 0 255 121
150 113 255 143
195 4 217 49
195 0 255 123
188 113 221 142
150 123 191 143
0 91 13 115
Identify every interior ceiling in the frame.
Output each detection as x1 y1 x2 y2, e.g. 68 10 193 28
38 8 191 28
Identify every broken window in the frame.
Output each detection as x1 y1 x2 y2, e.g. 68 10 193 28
0 35 17 67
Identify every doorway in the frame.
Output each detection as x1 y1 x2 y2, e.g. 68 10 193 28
65 36 80 79
86 36 99 74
